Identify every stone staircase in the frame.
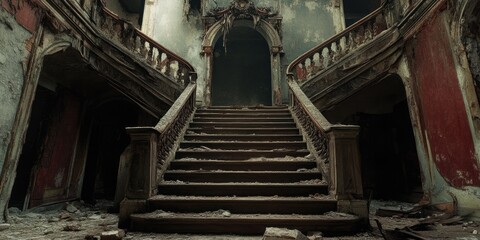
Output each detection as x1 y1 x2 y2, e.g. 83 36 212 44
128 106 362 235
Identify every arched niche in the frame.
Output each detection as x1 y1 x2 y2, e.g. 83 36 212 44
202 18 283 106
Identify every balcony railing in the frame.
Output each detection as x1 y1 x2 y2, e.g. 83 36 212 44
91 0 196 86
287 2 387 83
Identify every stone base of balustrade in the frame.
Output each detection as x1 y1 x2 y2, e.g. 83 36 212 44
118 199 147 229
337 199 369 225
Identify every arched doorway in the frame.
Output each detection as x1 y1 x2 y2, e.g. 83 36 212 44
212 26 272 106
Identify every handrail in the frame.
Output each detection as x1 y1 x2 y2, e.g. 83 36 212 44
121 81 196 202
288 79 364 201
154 81 196 170
286 1 387 82
288 79 331 160
94 0 196 86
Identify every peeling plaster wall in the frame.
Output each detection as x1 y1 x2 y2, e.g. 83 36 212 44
142 0 343 105
142 0 206 104
0 8 32 174
400 11 480 217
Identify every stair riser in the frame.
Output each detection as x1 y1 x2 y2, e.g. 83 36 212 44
130 217 361 235
157 185 328 196
183 135 304 142
187 128 300 134
189 122 297 128
193 118 294 122
163 172 322 183
196 109 290 114
175 151 308 160
169 161 316 171
147 200 336 215
179 142 306 150
195 113 292 118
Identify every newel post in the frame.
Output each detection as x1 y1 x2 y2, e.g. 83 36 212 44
119 127 158 228
327 125 368 219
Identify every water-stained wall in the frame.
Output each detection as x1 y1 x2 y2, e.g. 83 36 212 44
142 0 344 105
0 7 33 174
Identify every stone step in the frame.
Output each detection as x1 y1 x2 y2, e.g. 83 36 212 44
187 127 300 135
169 159 316 171
183 134 304 142
189 122 297 129
157 183 328 196
163 170 322 183
193 117 294 122
206 106 288 109
179 141 306 150
194 112 292 118
175 149 309 160
196 108 290 114
130 212 361 235
147 195 336 215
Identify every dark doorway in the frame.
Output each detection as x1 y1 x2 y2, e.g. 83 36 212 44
323 75 423 202
212 26 272 106
9 86 56 209
81 100 140 204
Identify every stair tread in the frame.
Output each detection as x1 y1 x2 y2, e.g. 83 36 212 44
177 149 309 152
132 212 358 220
160 182 327 186
165 170 318 173
181 141 305 144
149 195 334 201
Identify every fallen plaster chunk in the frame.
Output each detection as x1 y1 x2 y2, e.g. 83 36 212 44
101 229 126 240
0 223 10 231
262 227 309 240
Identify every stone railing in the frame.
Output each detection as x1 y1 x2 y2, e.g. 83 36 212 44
90 0 195 86
121 81 196 201
288 79 363 201
287 2 387 83
117 80 196 227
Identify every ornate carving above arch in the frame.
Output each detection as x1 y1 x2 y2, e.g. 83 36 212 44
202 0 283 56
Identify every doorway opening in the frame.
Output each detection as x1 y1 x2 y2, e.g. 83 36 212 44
323 75 423 202
9 48 154 210
212 26 272 106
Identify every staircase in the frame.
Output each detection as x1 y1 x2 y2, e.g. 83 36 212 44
128 106 362 235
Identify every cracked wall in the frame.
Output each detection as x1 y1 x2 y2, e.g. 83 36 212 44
0 8 32 174
142 0 344 105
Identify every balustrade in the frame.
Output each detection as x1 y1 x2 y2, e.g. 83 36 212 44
288 3 387 82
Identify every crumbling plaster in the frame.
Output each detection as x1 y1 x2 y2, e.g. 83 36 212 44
395 16 480 219
141 0 344 105
0 8 32 174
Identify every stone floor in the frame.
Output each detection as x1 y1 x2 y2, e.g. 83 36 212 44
0 200 478 240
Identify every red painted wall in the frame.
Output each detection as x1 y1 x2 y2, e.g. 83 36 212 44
413 14 480 187
1 0 41 33
29 90 82 207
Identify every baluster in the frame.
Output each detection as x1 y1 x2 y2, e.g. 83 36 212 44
365 22 373 41
373 13 387 35
147 42 154 65
134 36 142 54
140 39 148 58
323 47 331 67
295 63 305 82
304 57 312 78
164 57 171 76
329 44 336 64
346 32 354 54
336 40 344 60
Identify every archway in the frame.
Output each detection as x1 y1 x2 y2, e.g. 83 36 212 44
212 26 272 106
202 19 283 106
